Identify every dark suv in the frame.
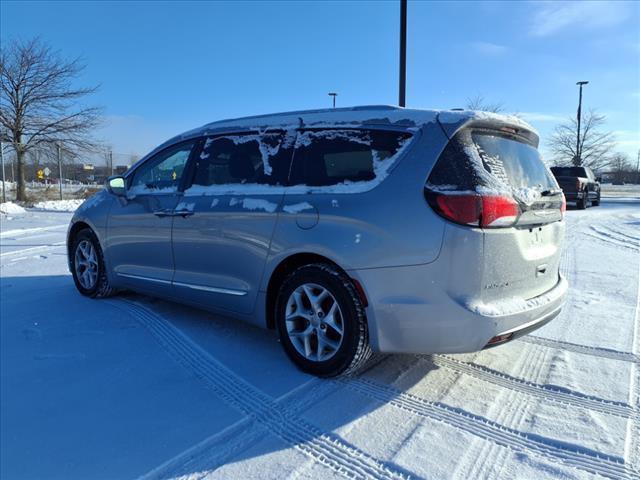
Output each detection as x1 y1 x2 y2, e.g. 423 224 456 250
550 166 601 209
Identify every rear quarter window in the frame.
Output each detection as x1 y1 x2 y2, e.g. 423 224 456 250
289 129 412 190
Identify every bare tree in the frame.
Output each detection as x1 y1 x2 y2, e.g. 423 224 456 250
0 38 102 201
609 153 632 184
465 95 504 113
548 109 615 170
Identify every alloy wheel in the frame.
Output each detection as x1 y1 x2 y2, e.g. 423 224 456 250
284 283 344 362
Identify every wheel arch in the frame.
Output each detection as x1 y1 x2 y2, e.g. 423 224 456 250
264 252 367 330
67 221 93 264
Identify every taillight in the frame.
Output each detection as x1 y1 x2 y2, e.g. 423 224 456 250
560 194 566 216
576 179 582 191
426 191 520 228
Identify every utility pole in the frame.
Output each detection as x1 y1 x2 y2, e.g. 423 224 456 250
328 92 338 108
1 139 6 204
398 0 407 107
57 143 63 200
109 149 114 176
575 81 589 166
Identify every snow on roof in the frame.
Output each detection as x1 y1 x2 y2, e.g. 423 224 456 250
185 106 535 137
143 106 537 165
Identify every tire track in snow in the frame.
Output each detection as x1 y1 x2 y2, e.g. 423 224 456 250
463 340 550 479
624 259 640 470
109 300 412 480
520 335 640 364
590 225 640 246
0 241 65 257
141 355 391 480
140 381 340 480
0 224 67 238
340 376 639 480
432 355 636 419
582 230 638 252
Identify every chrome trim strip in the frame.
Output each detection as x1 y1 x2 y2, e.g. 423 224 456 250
173 281 247 296
117 273 172 285
116 273 248 296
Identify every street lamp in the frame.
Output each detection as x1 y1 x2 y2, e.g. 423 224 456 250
399 0 407 107
575 81 589 166
328 92 338 109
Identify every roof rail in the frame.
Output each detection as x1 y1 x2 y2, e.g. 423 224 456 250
203 105 402 127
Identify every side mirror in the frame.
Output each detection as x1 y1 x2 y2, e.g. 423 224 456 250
596 176 602 183
106 176 126 196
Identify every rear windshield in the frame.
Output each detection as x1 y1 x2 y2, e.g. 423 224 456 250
427 128 558 204
472 131 556 191
550 167 587 177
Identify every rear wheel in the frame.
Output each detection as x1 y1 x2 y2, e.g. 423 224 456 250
275 263 371 377
577 195 587 209
71 229 115 298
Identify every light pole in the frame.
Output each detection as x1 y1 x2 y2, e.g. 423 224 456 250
399 0 407 107
575 81 589 166
328 92 338 109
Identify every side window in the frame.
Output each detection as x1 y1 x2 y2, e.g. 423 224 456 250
289 129 411 187
129 141 195 194
190 132 291 188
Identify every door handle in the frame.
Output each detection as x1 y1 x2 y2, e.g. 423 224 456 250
174 209 195 217
153 209 173 217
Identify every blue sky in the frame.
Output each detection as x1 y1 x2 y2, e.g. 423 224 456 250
2 0 639 164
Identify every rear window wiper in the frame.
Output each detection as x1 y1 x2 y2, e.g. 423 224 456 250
540 189 562 196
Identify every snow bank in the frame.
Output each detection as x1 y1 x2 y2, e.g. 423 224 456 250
32 199 84 212
0 202 26 215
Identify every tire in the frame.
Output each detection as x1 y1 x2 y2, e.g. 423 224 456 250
592 193 600 206
70 228 116 298
577 195 587 209
275 263 372 377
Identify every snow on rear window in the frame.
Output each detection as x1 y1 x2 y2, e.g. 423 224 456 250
427 129 557 205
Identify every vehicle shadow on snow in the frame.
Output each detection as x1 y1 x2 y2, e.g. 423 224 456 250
117 290 441 478
0 274 440 480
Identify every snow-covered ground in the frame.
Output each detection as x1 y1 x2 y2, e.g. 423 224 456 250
31 199 85 212
1 197 638 480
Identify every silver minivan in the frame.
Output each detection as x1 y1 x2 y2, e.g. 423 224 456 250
68 106 567 376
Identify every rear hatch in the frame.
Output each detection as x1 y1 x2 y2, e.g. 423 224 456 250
425 123 565 302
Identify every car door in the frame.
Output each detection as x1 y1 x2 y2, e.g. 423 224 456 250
106 139 198 294
171 131 294 315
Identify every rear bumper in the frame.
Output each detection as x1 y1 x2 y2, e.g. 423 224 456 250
352 263 568 354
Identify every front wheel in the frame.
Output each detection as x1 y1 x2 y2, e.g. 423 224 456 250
71 228 115 298
275 264 372 377
592 192 601 206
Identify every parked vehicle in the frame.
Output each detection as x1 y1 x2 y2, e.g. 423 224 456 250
550 166 601 209
67 106 567 376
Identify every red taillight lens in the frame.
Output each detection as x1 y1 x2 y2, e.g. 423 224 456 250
576 179 582 190
435 195 481 225
481 196 520 227
560 194 566 215
428 192 520 228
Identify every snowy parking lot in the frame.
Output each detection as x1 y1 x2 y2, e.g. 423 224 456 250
1 195 638 480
